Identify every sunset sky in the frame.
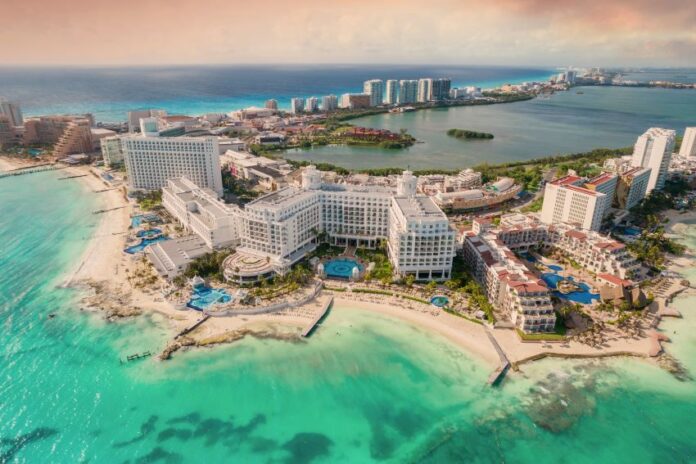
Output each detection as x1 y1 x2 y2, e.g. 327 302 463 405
2 0 695 67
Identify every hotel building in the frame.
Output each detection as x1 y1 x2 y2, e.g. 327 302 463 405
679 127 696 158
122 133 223 195
385 80 399 105
101 136 124 167
321 95 338 112
417 78 432 103
540 175 607 231
290 98 305 114
631 127 676 194
264 99 278 110
0 98 23 127
363 79 384 107
127 109 166 133
306 97 319 113
339 93 371 110
615 167 651 210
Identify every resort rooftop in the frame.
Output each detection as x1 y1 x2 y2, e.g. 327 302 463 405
393 195 447 221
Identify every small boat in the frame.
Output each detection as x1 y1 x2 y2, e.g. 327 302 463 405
48 313 56 319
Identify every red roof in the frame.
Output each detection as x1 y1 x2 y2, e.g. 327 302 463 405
585 172 616 188
509 281 548 293
565 184 599 197
597 273 633 287
565 230 587 240
551 175 582 186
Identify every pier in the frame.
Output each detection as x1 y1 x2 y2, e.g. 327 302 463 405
175 315 210 339
58 174 87 180
302 296 333 337
93 206 126 214
485 328 510 386
122 351 152 363
0 164 64 179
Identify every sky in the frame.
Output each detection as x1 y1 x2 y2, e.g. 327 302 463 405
2 0 695 67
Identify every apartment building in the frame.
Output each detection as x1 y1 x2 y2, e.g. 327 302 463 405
398 80 418 104
615 167 651 210
363 79 384 107
631 127 676 193
101 136 124 167
385 80 399 105
679 127 696 158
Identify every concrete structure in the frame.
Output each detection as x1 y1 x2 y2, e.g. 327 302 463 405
417 78 432 103
127 109 166 133
363 79 384 107
321 95 338 112
615 167 651 210
385 80 399 105
339 93 371 110
398 80 418 104
434 177 521 212
306 97 319 113
430 78 451 101
162 177 240 248
0 116 22 148
540 175 607 231
290 98 305 114
680 127 696 158
100 136 124 167
264 99 278 110
146 235 211 279
0 98 23 127
122 134 222 195
584 172 618 218
631 127 676 194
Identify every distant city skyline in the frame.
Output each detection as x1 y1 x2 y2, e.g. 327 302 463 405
2 0 695 67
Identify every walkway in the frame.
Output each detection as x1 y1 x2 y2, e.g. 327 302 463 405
485 328 511 386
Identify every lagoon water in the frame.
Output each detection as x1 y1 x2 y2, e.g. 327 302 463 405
2 172 696 462
286 86 696 169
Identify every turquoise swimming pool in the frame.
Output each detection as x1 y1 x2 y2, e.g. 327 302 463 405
124 236 169 254
430 295 449 307
187 286 233 311
324 258 363 279
541 272 599 305
136 228 162 238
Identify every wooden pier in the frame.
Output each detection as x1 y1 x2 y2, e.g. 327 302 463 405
122 351 152 363
0 164 64 179
485 329 511 386
302 296 333 337
58 174 87 180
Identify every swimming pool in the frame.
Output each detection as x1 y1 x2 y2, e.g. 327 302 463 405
187 286 233 311
541 273 599 305
430 295 449 307
547 264 563 272
136 228 162 238
124 236 169 254
324 258 363 279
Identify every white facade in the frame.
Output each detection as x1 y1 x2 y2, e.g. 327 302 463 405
306 97 319 113
417 78 432 102
101 136 124 167
127 109 166 133
616 167 651 210
680 127 696 158
363 79 384 107
398 80 418 104
385 80 399 105
290 98 305 114
321 95 338 112
631 127 676 194
540 176 607 231
162 177 240 248
122 134 223 195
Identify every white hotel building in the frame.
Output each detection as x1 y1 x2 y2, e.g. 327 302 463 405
540 175 607 231
123 132 222 196
161 166 456 282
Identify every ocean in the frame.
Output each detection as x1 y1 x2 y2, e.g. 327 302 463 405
0 65 554 122
286 86 696 169
1 170 696 462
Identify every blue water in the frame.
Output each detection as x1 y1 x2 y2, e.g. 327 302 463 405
188 286 232 311
130 213 161 228
3 169 696 462
548 264 563 272
430 296 449 308
136 228 162 238
324 258 363 279
124 235 169 254
0 65 553 122
541 272 600 305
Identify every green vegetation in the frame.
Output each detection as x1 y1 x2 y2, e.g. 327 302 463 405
521 197 544 213
181 250 233 282
447 128 494 140
356 244 393 281
352 288 393 296
135 190 162 211
627 215 686 270
516 329 566 341
221 170 260 203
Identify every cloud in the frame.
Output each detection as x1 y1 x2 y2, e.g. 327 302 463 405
1 0 695 66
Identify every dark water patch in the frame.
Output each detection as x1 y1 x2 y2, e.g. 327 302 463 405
113 415 159 448
191 414 266 449
247 436 278 453
157 428 193 442
281 433 333 464
133 447 183 464
0 427 59 463
166 412 200 425
363 403 429 460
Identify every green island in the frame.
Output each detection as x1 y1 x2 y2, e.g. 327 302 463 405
446 128 495 140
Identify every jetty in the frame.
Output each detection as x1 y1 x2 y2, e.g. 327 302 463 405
302 296 333 337
122 351 152 363
175 315 210 339
0 164 64 179
93 206 126 214
485 328 510 386
58 174 87 180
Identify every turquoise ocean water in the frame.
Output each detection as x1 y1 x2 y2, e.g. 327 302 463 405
2 172 696 462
